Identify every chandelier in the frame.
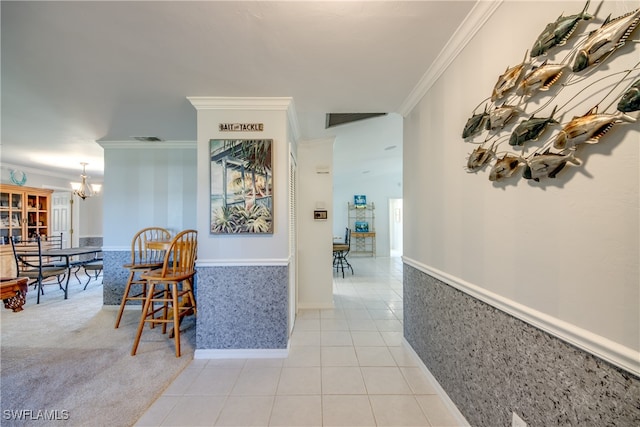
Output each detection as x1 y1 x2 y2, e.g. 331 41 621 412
71 162 101 200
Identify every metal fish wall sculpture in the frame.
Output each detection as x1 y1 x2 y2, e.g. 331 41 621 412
491 52 529 102
509 106 559 146
516 61 567 97
617 80 640 113
462 107 489 139
572 8 640 72
553 106 636 150
523 150 581 182
460 2 639 185
466 144 496 172
531 0 593 57
489 154 523 182
487 104 522 130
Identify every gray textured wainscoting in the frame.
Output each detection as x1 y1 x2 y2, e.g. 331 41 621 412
196 265 288 350
102 251 131 305
79 236 103 247
403 263 640 427
78 237 103 262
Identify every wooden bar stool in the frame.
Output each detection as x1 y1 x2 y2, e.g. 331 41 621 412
114 227 171 328
131 229 197 357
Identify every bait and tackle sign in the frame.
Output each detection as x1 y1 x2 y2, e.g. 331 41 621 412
219 123 264 132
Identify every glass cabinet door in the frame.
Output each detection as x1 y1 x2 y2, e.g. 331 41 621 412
0 190 23 244
0 186 51 245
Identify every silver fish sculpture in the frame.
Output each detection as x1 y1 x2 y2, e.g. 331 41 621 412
523 150 580 182
516 61 566 97
573 8 640 72
509 106 559 146
553 106 636 150
489 154 523 182
462 107 489 139
531 0 593 57
617 79 640 113
491 51 529 102
486 104 521 130
466 144 495 172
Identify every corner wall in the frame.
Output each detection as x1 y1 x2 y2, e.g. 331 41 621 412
188 97 294 354
98 141 197 305
297 138 334 309
402 1 639 425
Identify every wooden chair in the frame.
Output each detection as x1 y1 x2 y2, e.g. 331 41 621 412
10 235 68 304
131 229 197 357
114 227 171 328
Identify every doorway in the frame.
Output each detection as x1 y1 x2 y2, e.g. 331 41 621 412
51 191 72 248
389 198 403 257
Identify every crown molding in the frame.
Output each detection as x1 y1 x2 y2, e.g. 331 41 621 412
187 96 300 143
0 163 80 182
286 98 301 142
97 140 196 149
398 0 502 116
187 96 294 111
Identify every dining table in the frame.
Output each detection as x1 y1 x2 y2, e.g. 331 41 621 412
13 246 103 300
146 240 172 251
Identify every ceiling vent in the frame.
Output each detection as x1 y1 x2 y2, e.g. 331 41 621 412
325 113 387 129
132 136 163 142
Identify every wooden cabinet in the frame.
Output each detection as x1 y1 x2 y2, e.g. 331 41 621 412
347 202 376 256
0 184 52 244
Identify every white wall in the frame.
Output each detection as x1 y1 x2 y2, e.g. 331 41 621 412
78 193 103 238
298 138 334 309
189 98 292 263
404 0 639 365
100 142 197 247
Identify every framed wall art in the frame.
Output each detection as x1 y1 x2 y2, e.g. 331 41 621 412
210 139 273 234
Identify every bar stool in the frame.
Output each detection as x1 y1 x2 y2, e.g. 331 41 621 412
333 227 353 278
114 227 171 328
131 229 198 357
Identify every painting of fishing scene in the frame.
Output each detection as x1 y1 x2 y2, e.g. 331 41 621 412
210 139 273 234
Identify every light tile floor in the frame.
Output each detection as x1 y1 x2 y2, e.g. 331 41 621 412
135 256 462 426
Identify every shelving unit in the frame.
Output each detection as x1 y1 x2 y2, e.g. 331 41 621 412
347 202 375 256
0 184 52 244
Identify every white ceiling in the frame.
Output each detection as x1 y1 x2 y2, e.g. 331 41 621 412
1 1 477 179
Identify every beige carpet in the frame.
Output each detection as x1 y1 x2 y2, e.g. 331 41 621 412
1 275 195 427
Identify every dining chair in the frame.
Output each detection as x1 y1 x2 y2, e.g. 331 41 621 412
39 233 67 285
333 227 354 278
114 227 171 328
10 235 68 304
131 229 198 357
39 233 63 251
81 250 103 289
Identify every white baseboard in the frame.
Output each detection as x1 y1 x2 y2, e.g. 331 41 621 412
296 303 335 310
102 304 138 311
195 348 289 359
